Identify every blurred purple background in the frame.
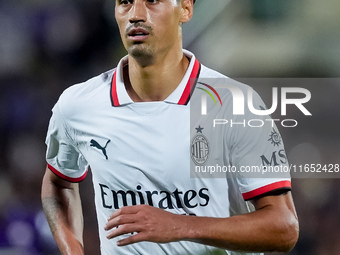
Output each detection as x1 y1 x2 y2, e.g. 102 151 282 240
0 0 339 254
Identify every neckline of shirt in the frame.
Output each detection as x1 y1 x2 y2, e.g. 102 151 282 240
110 49 201 107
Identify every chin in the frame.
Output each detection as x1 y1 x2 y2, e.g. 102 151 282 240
129 45 155 66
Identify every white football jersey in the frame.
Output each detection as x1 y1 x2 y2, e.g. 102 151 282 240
46 50 291 255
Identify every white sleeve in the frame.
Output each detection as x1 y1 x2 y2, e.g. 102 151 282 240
230 87 291 201
45 101 88 182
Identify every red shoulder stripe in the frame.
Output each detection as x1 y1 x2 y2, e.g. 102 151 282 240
242 180 291 201
47 164 88 183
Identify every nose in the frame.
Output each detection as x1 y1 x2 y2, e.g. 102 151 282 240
129 0 147 23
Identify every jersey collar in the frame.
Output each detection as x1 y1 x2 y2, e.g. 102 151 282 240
110 50 201 107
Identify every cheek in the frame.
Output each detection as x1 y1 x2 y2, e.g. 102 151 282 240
160 18 179 39
115 15 126 39
152 12 178 35
115 8 126 30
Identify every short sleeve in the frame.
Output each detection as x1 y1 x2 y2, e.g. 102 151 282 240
230 87 291 201
45 102 88 182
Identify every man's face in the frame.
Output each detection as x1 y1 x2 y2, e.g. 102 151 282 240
115 0 184 60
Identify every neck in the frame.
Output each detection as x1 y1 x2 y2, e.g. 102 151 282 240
125 48 190 102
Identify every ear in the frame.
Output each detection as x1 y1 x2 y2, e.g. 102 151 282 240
180 0 194 24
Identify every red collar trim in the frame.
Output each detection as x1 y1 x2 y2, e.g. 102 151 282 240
177 58 201 105
110 59 201 107
110 70 120 107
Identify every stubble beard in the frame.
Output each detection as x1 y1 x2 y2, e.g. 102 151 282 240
128 44 155 67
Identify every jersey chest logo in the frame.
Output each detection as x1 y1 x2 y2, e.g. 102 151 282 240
191 126 209 165
90 139 111 160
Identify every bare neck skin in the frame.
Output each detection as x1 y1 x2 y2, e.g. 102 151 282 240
124 44 190 102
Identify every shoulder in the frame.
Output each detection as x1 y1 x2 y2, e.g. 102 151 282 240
60 69 115 103
56 68 115 116
199 64 227 79
199 64 256 99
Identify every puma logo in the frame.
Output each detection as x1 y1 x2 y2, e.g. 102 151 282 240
90 139 111 160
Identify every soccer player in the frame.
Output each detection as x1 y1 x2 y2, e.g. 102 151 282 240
41 0 299 254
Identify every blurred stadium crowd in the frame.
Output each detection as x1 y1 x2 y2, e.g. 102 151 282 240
0 0 339 254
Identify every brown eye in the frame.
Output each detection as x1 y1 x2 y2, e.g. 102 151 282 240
119 0 132 5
